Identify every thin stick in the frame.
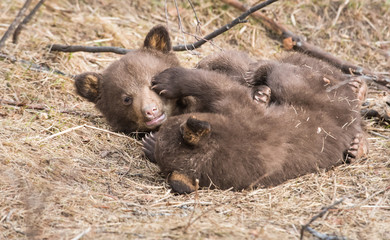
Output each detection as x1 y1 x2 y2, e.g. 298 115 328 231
174 0 220 52
13 0 47 44
38 125 85 143
183 179 200 233
1 98 48 110
0 0 33 50
83 125 142 146
164 0 169 28
48 0 279 53
173 0 279 51
369 131 390 139
182 204 220 233
38 124 142 146
0 53 68 76
173 0 190 52
0 98 103 119
305 226 346 240
71 227 91 240
332 0 350 27
220 0 390 89
300 198 345 240
48 44 132 55
187 0 202 36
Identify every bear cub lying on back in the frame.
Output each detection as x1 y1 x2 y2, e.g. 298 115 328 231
73 25 276 134
143 55 367 194
74 26 198 133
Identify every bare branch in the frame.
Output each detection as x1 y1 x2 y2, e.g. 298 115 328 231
0 98 47 110
0 98 103 119
38 124 142 146
164 0 169 28
173 0 191 52
48 0 279 53
0 0 33 50
48 44 131 55
187 0 202 36
13 0 46 44
221 0 390 89
0 53 68 76
173 0 279 51
300 198 346 240
332 0 350 27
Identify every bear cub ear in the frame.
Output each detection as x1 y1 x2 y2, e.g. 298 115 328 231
74 72 102 103
168 171 197 194
143 25 172 53
180 116 211 146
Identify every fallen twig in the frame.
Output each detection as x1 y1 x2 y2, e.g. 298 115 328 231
220 0 390 89
13 0 46 44
0 0 33 50
1 98 48 110
361 95 390 123
0 53 68 76
174 0 279 51
183 179 200 233
38 124 142 146
362 108 390 123
369 131 390 139
60 110 103 119
49 0 279 53
300 198 346 240
332 0 350 27
304 226 345 240
71 227 91 240
0 98 103 119
48 44 131 55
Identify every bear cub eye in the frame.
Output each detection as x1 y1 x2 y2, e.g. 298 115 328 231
122 95 133 105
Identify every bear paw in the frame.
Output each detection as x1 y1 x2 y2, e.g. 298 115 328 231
344 133 369 164
152 67 188 98
348 76 368 104
142 132 157 163
253 85 271 108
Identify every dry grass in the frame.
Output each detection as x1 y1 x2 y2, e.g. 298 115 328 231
1 0 389 239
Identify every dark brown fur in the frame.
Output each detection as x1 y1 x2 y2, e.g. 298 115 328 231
196 50 256 85
196 50 351 105
74 26 196 133
144 56 364 194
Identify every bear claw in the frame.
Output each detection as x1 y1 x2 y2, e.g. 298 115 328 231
253 85 271 107
142 133 157 163
344 133 369 164
348 77 368 103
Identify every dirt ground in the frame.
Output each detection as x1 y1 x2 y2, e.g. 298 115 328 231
1 0 389 239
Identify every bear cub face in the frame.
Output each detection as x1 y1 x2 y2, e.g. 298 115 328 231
74 26 180 133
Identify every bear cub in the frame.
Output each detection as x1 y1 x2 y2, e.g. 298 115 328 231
74 25 197 133
143 54 367 194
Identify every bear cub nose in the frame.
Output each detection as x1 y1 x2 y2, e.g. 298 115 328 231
143 105 160 119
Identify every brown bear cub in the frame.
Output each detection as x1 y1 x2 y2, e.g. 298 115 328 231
143 54 367 194
74 25 197 133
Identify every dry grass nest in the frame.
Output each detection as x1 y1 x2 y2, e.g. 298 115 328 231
1 0 389 239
